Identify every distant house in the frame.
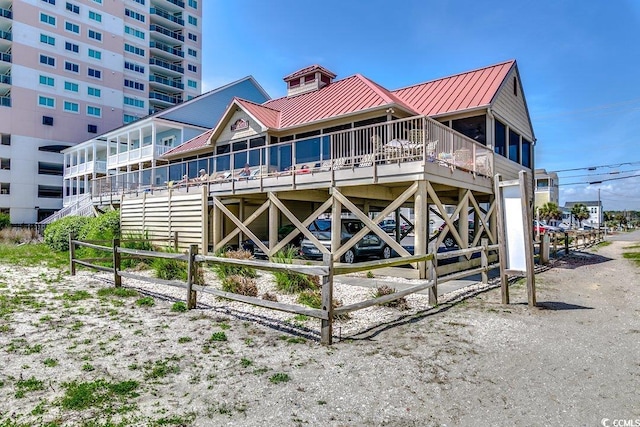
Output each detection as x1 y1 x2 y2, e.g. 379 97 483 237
564 201 603 228
534 169 559 208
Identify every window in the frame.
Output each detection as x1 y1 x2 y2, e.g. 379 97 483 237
88 48 102 60
88 124 97 133
125 61 144 74
40 13 56 26
42 116 54 125
124 79 144 91
124 43 144 57
125 9 145 22
39 75 55 87
1 158 10 170
187 80 197 89
124 26 145 39
494 120 506 157
66 2 79 14
40 55 56 67
1 183 10 195
188 15 197 26
38 185 63 198
124 96 144 109
188 64 197 73
522 138 532 168
65 41 79 53
188 0 198 8
188 33 197 42
188 48 197 57
38 96 55 108
64 101 79 113
88 68 101 79
131 0 144 4
1 135 11 146
88 29 102 41
64 81 78 92
65 61 79 73
87 86 101 97
42 0 55 4
92 0 102 4
452 115 486 145
123 114 138 124
89 11 102 22
87 106 101 117
65 21 80 34
40 34 55 46
508 129 520 162
38 162 63 176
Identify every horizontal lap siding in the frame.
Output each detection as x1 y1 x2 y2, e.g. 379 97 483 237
121 189 207 252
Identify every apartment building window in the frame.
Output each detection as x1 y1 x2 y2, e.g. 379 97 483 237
87 87 101 97
124 96 144 109
64 101 79 113
38 185 63 198
89 11 102 22
188 64 197 73
65 41 79 53
42 0 55 4
188 33 197 42
123 114 138 124
88 124 97 133
131 0 144 5
40 13 56 26
124 79 144 91
38 162 63 176
125 9 145 22
66 2 80 14
124 44 145 57
188 16 198 26
188 0 198 8
0 183 10 195
92 0 102 4
64 81 78 92
88 68 101 79
38 96 55 108
40 55 55 67
42 116 54 125
88 48 102 60
65 21 80 34
88 29 102 41
0 158 9 170
188 48 197 58
124 26 145 40
39 75 55 87
187 80 197 89
87 106 101 117
125 61 145 74
40 34 55 46
1 135 10 146
65 61 79 73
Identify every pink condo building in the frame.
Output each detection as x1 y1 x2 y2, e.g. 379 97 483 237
0 0 202 223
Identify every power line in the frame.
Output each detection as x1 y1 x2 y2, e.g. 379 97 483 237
560 173 640 186
552 160 640 173
560 168 640 179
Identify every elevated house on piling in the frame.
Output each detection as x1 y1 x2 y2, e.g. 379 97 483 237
102 60 536 278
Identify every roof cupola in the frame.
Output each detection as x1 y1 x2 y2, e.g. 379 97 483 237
283 65 337 97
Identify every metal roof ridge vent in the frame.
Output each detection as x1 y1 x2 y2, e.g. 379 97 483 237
283 65 337 97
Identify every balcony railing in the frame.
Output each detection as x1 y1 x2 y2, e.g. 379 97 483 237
64 160 107 178
150 7 184 26
92 115 495 198
0 75 10 85
150 57 184 74
149 91 182 104
0 30 11 41
107 145 173 169
149 75 184 89
0 8 12 19
0 96 10 107
150 40 184 58
165 0 185 8
150 24 184 42
0 52 10 63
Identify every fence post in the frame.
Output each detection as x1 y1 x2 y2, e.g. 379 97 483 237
69 233 76 276
481 238 488 284
112 238 121 287
173 231 179 252
553 233 558 258
320 253 334 345
564 233 569 255
428 241 438 305
540 234 550 265
187 244 198 309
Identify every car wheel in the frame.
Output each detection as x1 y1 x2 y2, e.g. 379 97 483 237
443 234 456 248
342 249 355 264
382 245 391 259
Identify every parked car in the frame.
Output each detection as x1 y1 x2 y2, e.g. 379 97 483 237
242 224 303 259
300 218 392 263
434 219 477 248
533 220 564 233
379 219 409 234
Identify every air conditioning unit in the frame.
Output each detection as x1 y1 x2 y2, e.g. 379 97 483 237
42 116 54 126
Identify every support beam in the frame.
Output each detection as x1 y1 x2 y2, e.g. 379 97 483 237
414 180 428 279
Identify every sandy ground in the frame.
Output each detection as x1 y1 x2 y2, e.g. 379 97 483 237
0 234 639 426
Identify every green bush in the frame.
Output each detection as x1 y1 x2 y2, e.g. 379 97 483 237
212 249 256 280
151 248 187 281
81 210 120 242
0 213 10 230
273 248 318 294
121 230 154 269
297 289 321 308
44 216 92 251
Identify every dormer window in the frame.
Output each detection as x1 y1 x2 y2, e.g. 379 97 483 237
283 65 337 97
288 78 300 89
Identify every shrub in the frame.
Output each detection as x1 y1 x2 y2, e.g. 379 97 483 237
273 248 319 294
135 296 154 307
221 275 258 297
151 248 187 281
212 249 256 280
44 216 91 251
373 285 408 310
210 332 227 342
297 289 321 308
0 213 10 230
171 302 187 312
81 210 120 242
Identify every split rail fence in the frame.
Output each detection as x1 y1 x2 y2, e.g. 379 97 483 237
69 235 500 345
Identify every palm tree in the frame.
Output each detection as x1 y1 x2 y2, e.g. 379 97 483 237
538 202 562 224
570 203 590 228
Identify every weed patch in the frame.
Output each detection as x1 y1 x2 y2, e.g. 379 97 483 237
15 376 45 398
269 373 290 384
59 379 139 412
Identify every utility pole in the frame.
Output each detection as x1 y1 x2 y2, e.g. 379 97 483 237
597 188 601 240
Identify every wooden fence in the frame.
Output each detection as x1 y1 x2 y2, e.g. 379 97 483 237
534 230 602 262
69 235 501 345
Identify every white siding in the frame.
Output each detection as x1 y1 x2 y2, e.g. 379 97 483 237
216 110 262 143
491 68 534 140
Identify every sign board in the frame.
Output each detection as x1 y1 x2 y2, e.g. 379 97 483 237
501 183 527 271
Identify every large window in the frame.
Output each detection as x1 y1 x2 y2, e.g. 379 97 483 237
508 129 520 162
452 115 486 145
522 138 532 168
494 120 506 156
38 185 63 198
38 162 63 176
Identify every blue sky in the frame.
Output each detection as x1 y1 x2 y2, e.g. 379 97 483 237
201 0 640 211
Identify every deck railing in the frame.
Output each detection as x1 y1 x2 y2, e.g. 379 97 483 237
90 115 494 198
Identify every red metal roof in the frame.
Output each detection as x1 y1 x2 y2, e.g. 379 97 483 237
283 64 337 81
164 128 213 157
391 60 515 116
236 98 280 129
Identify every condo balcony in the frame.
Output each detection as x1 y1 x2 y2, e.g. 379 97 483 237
150 7 184 28
149 40 184 60
150 24 184 42
149 56 184 76
0 74 9 85
149 74 184 90
0 7 12 20
0 95 10 107
149 91 183 106
0 51 10 64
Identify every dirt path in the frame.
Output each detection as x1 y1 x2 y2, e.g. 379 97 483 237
1 236 639 426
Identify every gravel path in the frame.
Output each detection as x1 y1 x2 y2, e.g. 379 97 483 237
0 234 639 426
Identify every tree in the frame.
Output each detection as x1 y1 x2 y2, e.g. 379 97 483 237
538 202 562 223
570 204 590 228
